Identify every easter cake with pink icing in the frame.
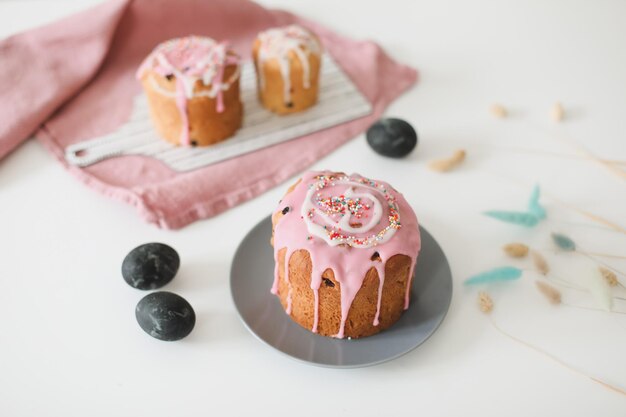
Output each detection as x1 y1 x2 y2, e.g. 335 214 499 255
253 25 322 114
271 171 421 339
136 36 243 147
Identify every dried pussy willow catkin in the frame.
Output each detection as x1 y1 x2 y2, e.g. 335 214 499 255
551 102 565 122
478 291 494 313
428 149 466 172
532 251 550 275
535 281 562 305
503 243 529 258
490 104 508 118
599 267 618 287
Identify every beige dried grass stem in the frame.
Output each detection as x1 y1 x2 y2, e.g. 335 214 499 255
579 251 626 260
534 123 626 181
542 247 626 260
489 316 626 396
553 198 626 235
482 144 626 166
541 274 626 302
477 292 626 396
563 304 626 315
578 252 626 281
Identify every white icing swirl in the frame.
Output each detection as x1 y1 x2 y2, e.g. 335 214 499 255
138 37 240 101
300 175 401 248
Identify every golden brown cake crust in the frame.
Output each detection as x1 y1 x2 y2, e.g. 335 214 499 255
275 248 412 338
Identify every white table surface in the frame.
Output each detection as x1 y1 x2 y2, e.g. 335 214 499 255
1 1 625 415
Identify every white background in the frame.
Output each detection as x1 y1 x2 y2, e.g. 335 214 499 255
1 0 625 415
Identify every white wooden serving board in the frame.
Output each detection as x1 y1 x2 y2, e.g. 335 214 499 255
65 54 373 172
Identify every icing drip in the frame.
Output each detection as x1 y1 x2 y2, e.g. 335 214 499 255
286 287 293 315
272 172 421 339
136 36 240 146
283 247 296 315
256 25 321 104
373 263 385 326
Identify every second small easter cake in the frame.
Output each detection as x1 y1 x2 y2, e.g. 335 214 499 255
253 25 322 114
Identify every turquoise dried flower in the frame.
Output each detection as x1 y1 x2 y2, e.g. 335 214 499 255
484 211 539 227
551 232 576 251
484 185 547 227
464 266 523 285
527 185 546 220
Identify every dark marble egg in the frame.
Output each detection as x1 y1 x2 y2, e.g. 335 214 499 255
366 118 418 158
122 243 180 290
135 292 196 341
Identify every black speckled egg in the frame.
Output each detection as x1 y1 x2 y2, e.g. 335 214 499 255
122 243 180 290
135 292 196 341
366 118 418 158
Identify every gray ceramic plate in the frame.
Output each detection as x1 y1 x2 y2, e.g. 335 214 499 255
230 216 453 368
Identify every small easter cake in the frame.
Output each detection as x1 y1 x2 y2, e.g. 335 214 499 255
271 171 421 339
253 25 322 114
136 36 243 147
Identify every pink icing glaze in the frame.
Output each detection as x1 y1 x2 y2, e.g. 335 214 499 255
136 36 240 146
272 171 421 339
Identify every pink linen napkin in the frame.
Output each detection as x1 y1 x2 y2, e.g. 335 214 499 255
0 0 417 229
